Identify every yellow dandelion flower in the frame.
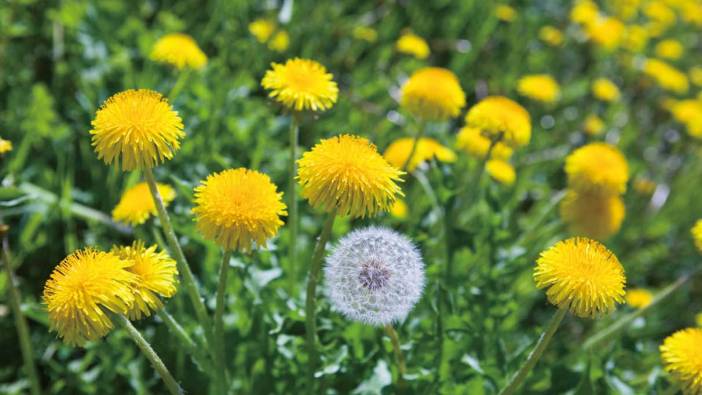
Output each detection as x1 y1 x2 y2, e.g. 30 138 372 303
486 159 516 186
656 39 684 60
692 219 702 253
90 89 185 171
193 168 287 252
261 58 339 112
681 2 702 26
534 237 626 318
297 134 404 218
560 190 625 240
517 74 560 103
150 33 207 70
495 4 517 22
583 114 605 136
249 18 276 43
644 59 689 94
465 96 532 147
112 182 175 226
0 137 12 154
353 26 378 42
696 313 702 327
43 248 137 346
456 126 514 160
400 67 466 121
592 78 621 102
390 199 408 220
396 32 430 59
268 31 290 52
539 26 564 46
570 1 599 25
565 143 629 195
668 99 702 139
383 137 456 172
625 288 653 309
585 17 625 50
644 2 676 36
622 25 649 52
660 328 702 394
633 178 656 195
111 241 178 320
690 67 702 87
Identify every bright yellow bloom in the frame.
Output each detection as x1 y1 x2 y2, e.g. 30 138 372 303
539 25 564 46
517 74 560 103
644 59 689 94
565 143 629 195
353 26 378 42
486 159 516 186
534 237 626 318
495 4 517 22
668 99 702 138
455 126 514 160
660 328 702 394
690 67 702 87
585 17 625 50
150 33 207 70
389 199 408 220
193 168 287 252
592 78 620 102
570 1 599 24
696 313 702 327
633 178 656 195
111 241 178 320
625 288 653 309
90 89 185 171
644 1 676 36
395 32 430 59
692 219 702 253
560 190 625 240
656 39 684 60
681 2 702 26
43 248 137 346
400 67 466 121
583 114 605 136
622 25 649 52
112 182 175 226
465 96 531 147
297 134 404 218
0 138 12 154
268 31 290 52
249 18 276 43
261 58 338 112
383 137 456 172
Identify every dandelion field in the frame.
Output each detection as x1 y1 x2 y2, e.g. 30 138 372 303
2 0 702 394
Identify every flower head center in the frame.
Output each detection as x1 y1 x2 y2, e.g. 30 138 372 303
358 259 391 291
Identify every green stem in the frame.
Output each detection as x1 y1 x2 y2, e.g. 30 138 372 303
214 249 233 393
384 325 407 389
498 308 567 395
305 210 337 393
156 309 213 372
168 70 190 101
143 168 215 353
116 315 184 395
401 121 427 172
288 115 300 278
1 235 41 395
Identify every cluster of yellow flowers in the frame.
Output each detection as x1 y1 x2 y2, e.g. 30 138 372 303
248 18 290 52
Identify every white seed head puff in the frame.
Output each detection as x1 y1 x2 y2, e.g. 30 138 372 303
323 226 425 326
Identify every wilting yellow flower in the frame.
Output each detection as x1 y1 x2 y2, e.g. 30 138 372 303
570 1 599 24
111 242 178 320
400 67 466 121
353 26 378 42
690 67 702 87
644 59 689 94
585 17 625 50
150 33 207 70
193 168 287 252
625 288 653 309
43 248 137 345
655 39 684 60
583 114 605 136
90 89 185 171
622 25 649 52
390 199 408 220
560 190 625 240
692 219 702 253
534 237 626 318
383 137 456 172
495 4 517 22
261 58 339 112
633 178 656 195
539 25 564 46
517 74 560 103
298 134 403 218
486 159 516 186
0 138 12 154
112 182 175 226
268 31 290 52
395 32 430 59
592 78 620 102
465 96 531 147
249 18 276 43
660 328 702 394
455 126 514 160
565 143 629 195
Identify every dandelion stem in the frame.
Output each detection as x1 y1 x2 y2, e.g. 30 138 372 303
1 232 41 395
156 309 213 372
143 167 215 354
214 249 233 393
305 210 337 392
288 114 300 278
384 325 407 389
401 120 427 172
498 307 567 395
116 315 184 395
168 70 190 101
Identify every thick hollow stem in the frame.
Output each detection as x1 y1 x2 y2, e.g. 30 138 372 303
156 309 213 372
168 70 190 101
288 115 300 277
384 325 407 388
401 121 427 172
116 315 184 395
305 210 337 393
498 308 567 395
214 250 233 393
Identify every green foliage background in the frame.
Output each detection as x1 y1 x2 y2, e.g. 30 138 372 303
1 0 701 394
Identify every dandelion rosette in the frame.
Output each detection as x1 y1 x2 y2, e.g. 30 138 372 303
625 288 653 309
383 137 456 172
465 96 532 147
456 126 513 160
400 67 466 121
150 33 207 70
297 134 404 218
90 89 185 171
692 219 702 253
43 248 137 346
565 142 629 195
395 32 430 59
534 237 626 318
112 182 176 226
560 189 625 240
111 241 178 320
517 74 561 103
261 58 338 112
660 328 702 394
324 226 425 326
486 159 516 186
